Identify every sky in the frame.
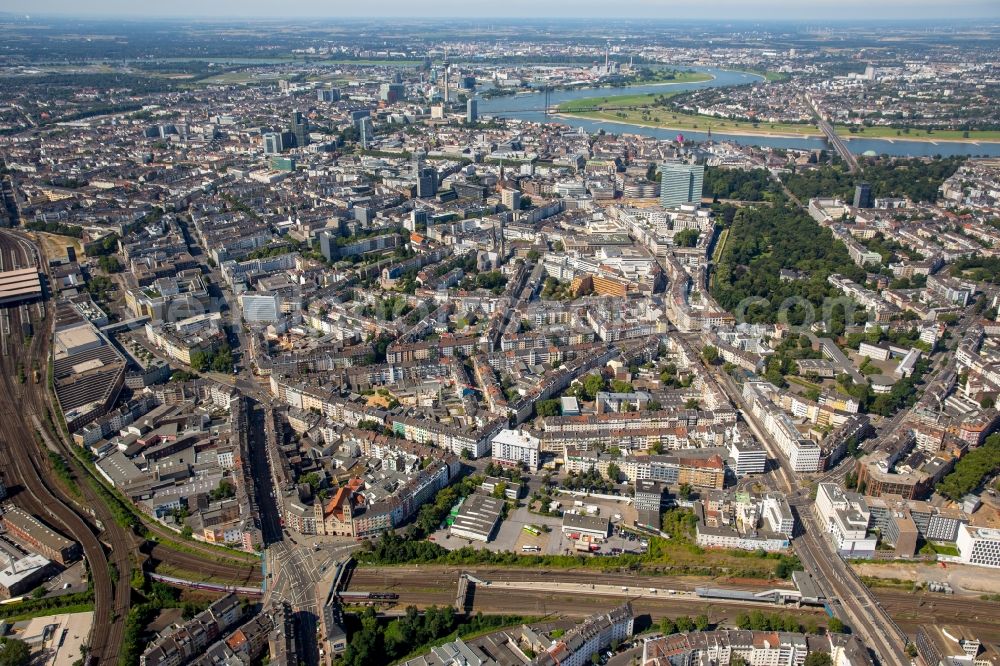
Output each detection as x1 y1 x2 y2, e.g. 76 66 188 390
4 0 999 21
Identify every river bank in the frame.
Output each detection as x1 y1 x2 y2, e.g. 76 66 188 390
549 112 818 140
478 67 1000 156
554 109 1000 145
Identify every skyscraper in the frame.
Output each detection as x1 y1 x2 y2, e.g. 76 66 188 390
417 167 438 198
854 182 874 209
379 83 405 103
501 188 521 211
659 163 704 208
466 98 478 124
263 132 283 155
289 111 309 148
317 88 340 102
357 116 374 150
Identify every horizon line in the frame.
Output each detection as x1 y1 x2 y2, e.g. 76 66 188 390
2 13 998 23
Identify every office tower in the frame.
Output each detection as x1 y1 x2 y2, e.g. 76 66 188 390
379 83 405 104
406 208 429 232
240 292 281 323
461 75 476 90
263 132 283 155
854 182 874 209
417 167 438 198
659 163 705 208
319 230 337 262
502 189 521 211
466 98 478 124
289 111 309 148
317 88 340 102
357 117 374 150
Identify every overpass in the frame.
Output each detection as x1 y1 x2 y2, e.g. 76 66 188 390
802 94 860 174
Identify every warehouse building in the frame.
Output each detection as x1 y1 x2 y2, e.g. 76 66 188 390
1 507 80 565
449 492 504 543
561 512 610 540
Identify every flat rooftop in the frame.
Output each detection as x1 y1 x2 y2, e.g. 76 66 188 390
0 267 41 303
2 507 75 553
18 611 94 666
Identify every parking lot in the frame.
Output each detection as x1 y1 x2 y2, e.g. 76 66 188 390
44 560 88 597
432 495 649 559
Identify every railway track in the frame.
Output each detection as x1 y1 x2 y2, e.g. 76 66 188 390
0 230 128 665
348 564 1000 642
0 229 270 662
145 543 262 585
877 590 1000 642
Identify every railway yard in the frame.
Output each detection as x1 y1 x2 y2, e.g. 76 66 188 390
344 564 1000 643
0 229 127 664
0 229 261 664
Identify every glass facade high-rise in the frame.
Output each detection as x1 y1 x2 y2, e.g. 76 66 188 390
417 167 438 198
263 132 283 155
854 182 874 208
659 163 704 208
289 110 309 148
357 117 374 150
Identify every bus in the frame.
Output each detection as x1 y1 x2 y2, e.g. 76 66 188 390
521 545 541 552
522 525 541 536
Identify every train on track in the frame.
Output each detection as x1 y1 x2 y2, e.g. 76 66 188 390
338 591 400 601
149 573 263 597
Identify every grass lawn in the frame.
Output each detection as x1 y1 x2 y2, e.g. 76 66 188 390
712 228 730 264
558 91 678 112
627 71 713 85
786 375 824 391
763 71 791 82
730 69 790 83
0 603 94 622
556 92 821 136
192 71 269 85
835 125 1000 142
860 575 914 590
558 106 824 137
928 542 960 557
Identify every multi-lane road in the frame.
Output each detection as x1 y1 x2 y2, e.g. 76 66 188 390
710 361 910 666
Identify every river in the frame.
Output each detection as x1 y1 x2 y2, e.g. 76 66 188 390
476 68 1000 158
